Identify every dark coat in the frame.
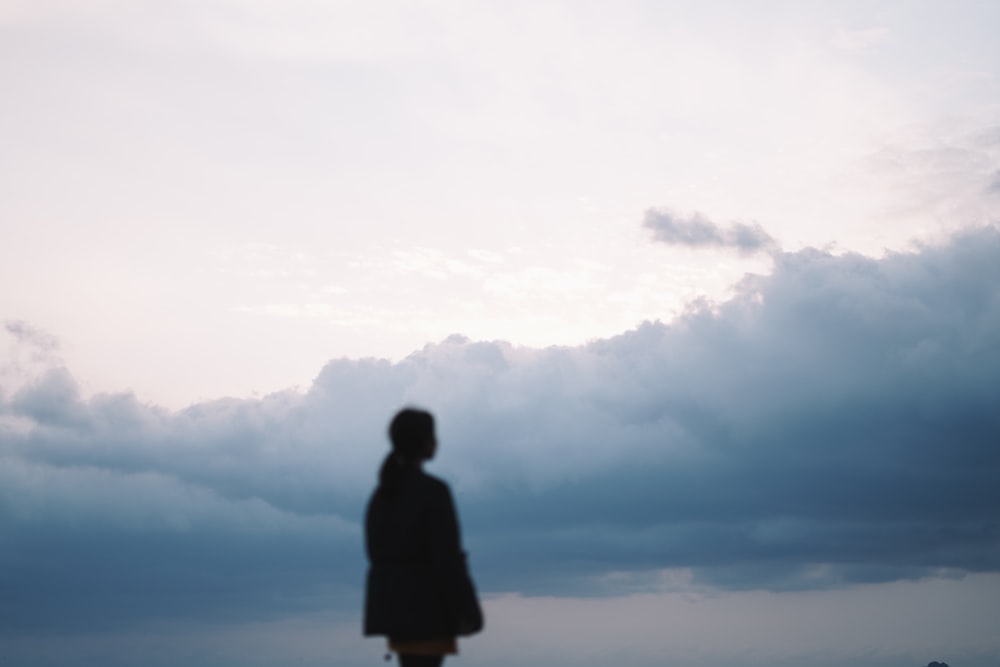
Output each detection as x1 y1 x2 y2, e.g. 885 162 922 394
363 467 483 640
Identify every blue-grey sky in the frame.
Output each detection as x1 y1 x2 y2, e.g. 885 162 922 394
2 2 1000 666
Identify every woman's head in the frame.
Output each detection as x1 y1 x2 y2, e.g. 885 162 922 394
388 407 436 463
378 408 437 497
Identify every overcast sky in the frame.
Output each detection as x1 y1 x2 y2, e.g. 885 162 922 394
2 2 1000 667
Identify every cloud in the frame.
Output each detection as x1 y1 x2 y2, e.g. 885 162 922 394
5 320 61 354
642 209 779 255
2 227 1000 635
2 320 66 407
856 125 1000 236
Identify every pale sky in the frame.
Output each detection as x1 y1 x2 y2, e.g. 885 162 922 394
3 0 998 407
2 2 1000 667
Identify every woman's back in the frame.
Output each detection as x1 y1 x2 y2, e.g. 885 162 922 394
364 466 479 641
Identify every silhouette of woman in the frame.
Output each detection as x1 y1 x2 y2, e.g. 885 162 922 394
364 408 483 667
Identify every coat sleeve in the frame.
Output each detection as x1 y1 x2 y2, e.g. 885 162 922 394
428 482 483 636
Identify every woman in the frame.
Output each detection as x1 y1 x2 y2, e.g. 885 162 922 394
364 408 483 667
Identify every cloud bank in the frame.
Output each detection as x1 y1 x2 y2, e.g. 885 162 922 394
2 227 999 635
643 208 780 254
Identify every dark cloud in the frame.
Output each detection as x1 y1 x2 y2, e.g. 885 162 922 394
642 209 779 254
2 227 1000 634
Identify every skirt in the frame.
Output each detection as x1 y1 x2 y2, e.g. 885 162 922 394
388 637 458 656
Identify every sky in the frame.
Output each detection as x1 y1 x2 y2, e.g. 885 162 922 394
1 1 999 666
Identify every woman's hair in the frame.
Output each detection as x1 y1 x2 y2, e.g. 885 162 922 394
378 408 435 497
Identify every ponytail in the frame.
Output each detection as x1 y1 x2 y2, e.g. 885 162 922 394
377 451 409 499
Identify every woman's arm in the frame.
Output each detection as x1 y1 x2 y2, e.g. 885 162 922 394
428 481 483 636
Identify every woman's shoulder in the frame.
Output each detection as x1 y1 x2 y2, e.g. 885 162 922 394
415 468 449 488
414 469 454 499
